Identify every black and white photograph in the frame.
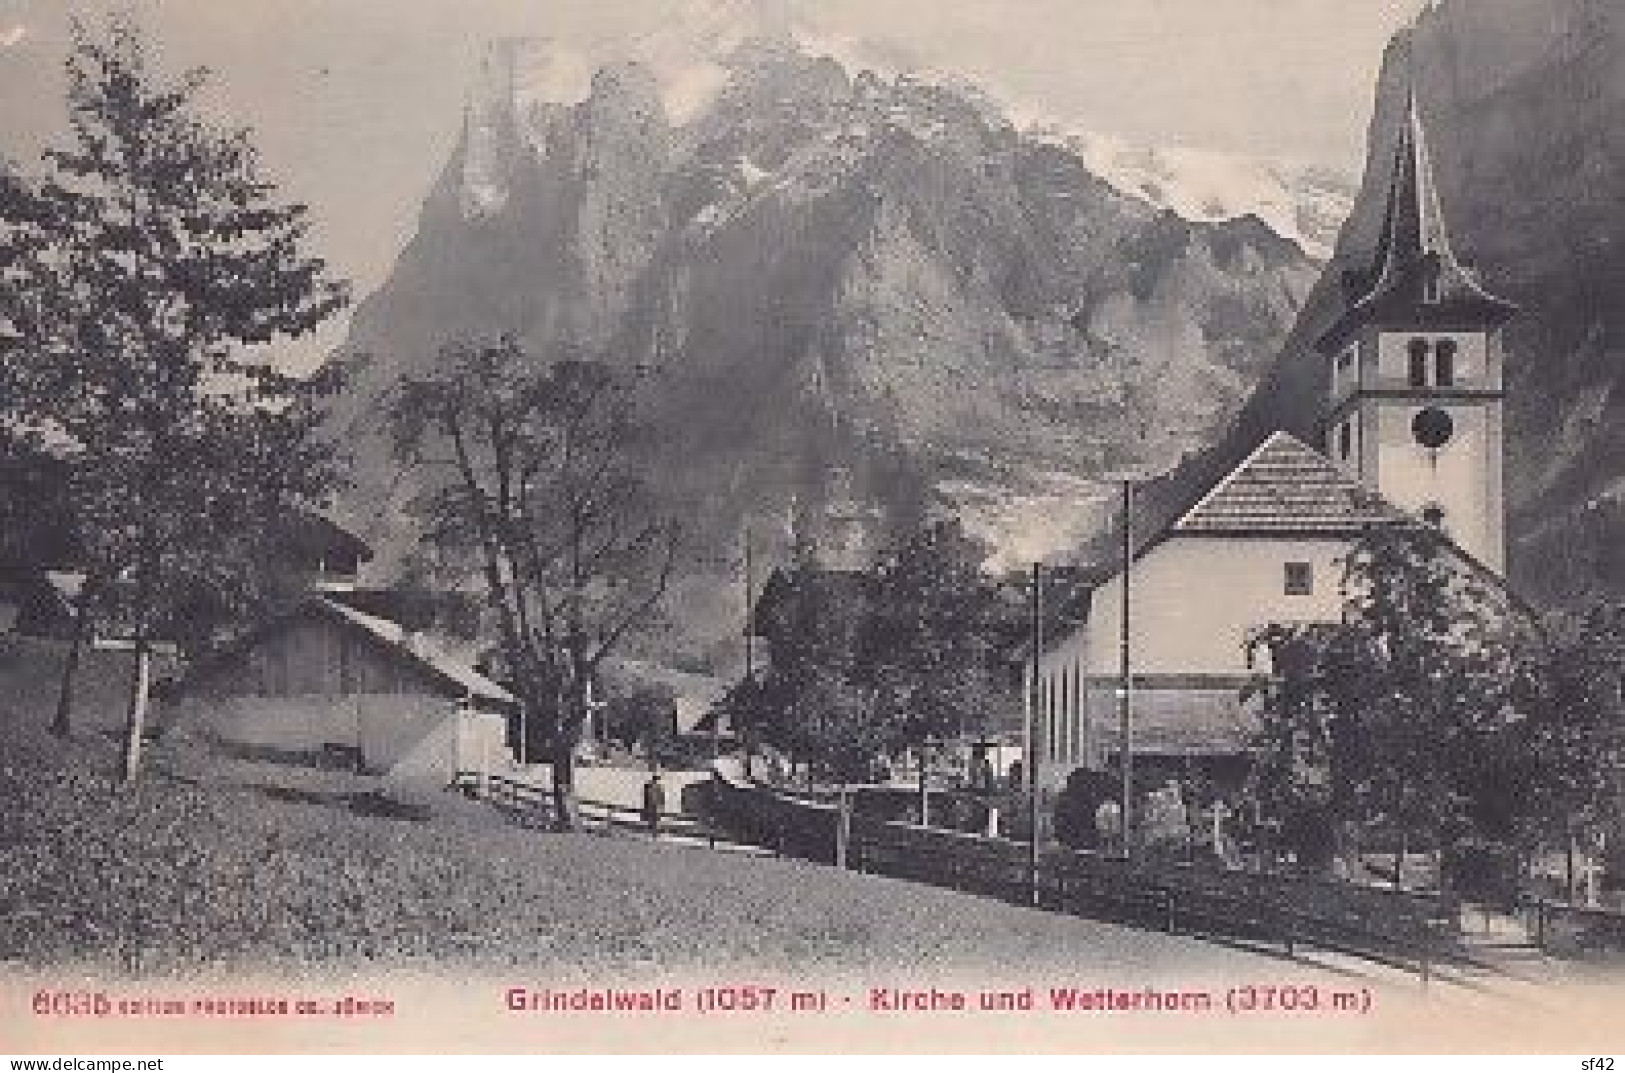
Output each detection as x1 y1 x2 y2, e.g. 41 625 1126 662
1 0 1623 1057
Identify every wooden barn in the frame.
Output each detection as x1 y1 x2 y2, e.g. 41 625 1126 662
163 596 514 785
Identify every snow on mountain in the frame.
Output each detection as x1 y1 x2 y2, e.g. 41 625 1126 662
458 8 1355 258
462 0 789 130
1037 129 1355 261
785 25 1356 262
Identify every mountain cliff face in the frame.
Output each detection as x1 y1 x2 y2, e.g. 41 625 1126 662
333 25 1331 665
1150 0 1623 606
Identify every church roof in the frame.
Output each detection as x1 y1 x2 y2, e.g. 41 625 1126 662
1173 431 1403 535
1028 429 1525 659
1317 87 1517 353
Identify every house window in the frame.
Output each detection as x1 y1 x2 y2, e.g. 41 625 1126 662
1284 561 1314 597
1058 670 1070 765
1435 339 1458 387
1408 338 1430 387
1338 420 1353 461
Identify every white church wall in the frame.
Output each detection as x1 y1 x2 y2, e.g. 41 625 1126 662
1371 401 1500 568
1067 535 1350 678
1030 534 1351 786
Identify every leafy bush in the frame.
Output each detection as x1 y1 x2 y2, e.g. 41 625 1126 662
1444 836 1522 908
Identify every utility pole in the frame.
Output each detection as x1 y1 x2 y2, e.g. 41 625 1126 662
1027 562 1044 905
743 533 754 682
739 527 754 776
1119 478 1135 860
918 741 931 828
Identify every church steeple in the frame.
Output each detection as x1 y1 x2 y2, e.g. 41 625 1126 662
1320 81 1517 353
1315 75 1516 575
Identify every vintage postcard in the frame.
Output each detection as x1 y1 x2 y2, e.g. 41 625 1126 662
2 0 1623 1057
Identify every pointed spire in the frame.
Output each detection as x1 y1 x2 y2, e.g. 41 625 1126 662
1318 66 1516 352
1364 77 1466 304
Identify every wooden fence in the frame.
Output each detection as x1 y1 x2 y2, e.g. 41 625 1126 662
1522 897 1625 956
453 771 767 853
709 769 1460 982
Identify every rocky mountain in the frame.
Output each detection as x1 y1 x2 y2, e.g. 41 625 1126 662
1141 0 1624 607
331 13 1333 665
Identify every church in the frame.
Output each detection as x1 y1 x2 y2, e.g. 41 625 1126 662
1029 88 1519 794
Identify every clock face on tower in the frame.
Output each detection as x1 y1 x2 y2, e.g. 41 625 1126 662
1412 406 1455 450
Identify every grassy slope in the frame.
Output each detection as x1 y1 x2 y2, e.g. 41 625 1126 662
0 666 1277 981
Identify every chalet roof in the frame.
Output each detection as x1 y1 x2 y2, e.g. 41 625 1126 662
316 598 513 705
282 511 375 565
1317 87 1517 352
1173 431 1403 535
170 596 515 708
600 657 730 735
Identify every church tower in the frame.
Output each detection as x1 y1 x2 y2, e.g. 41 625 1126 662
1315 86 1518 574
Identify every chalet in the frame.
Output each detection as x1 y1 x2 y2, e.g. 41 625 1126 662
162 595 515 786
1030 89 1519 793
0 508 373 645
599 657 731 742
0 570 77 639
278 511 375 592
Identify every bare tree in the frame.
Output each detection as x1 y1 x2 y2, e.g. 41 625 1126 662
390 337 679 830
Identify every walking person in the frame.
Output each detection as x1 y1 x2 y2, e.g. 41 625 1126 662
642 767 666 838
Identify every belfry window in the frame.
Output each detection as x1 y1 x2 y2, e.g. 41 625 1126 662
1408 338 1430 387
1435 339 1458 387
1338 420 1353 461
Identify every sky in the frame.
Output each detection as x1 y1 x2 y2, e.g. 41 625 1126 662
0 0 1427 363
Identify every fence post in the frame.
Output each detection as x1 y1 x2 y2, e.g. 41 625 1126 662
706 784 718 850
1419 921 1431 991
835 789 851 870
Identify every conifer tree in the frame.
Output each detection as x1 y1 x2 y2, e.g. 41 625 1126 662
0 17 347 772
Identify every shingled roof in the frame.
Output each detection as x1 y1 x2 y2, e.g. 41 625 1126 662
1173 431 1402 536
170 595 516 710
